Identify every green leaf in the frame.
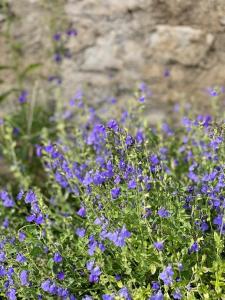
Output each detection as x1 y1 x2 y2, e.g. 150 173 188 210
0 89 17 103
30 246 43 257
19 63 42 80
0 65 16 71
150 264 157 275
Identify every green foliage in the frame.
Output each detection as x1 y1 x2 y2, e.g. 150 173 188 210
0 96 224 299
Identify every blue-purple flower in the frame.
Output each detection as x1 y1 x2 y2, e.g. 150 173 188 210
16 253 26 263
154 241 164 251
76 228 86 238
118 287 131 300
107 120 119 132
77 207 86 218
53 252 63 263
159 265 174 286
158 208 170 218
111 187 121 199
20 270 29 286
57 271 65 281
189 241 199 253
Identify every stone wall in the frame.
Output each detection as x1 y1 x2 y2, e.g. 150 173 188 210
1 0 225 118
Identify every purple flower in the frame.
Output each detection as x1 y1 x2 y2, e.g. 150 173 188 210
207 87 219 97
26 214 36 222
17 190 24 201
164 69 170 77
143 208 152 218
58 287 69 297
139 82 152 96
35 213 44 225
88 235 97 256
53 252 63 263
213 214 223 227
57 271 65 280
102 295 114 300
149 290 164 300
94 218 102 225
158 208 170 218
0 265 6 276
109 97 117 104
128 179 136 189
89 266 101 283
197 115 212 127
93 171 105 185
20 270 29 286
154 241 164 251
188 172 199 183
107 225 131 247
25 190 37 204
86 260 95 271
8 267 14 276
111 187 121 199
67 28 78 36
12 127 19 136
53 33 61 41
48 76 62 85
173 289 182 299
49 283 58 295
0 251 6 262
18 90 28 104
82 173 93 186
152 282 160 290
55 172 68 188
16 253 26 263
159 265 174 286
3 218 9 229
150 155 159 166
76 228 86 238
136 131 144 144
94 124 106 134
77 207 86 218
189 242 199 253
200 221 209 232
138 95 145 102
162 123 173 136
18 232 26 242
6 288 17 300
98 242 105 252
41 279 51 292
121 111 129 123
107 120 119 132
115 274 121 281
125 135 134 147
0 190 15 208
54 53 62 63
114 175 121 184
118 287 131 300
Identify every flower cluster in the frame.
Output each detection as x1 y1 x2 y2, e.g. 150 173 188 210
0 65 225 299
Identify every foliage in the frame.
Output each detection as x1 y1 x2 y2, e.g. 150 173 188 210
0 92 225 300
0 7 225 299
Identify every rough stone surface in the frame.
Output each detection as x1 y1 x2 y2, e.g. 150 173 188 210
1 0 225 118
147 26 214 66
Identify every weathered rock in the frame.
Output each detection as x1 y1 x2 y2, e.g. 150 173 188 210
0 0 225 118
147 25 214 66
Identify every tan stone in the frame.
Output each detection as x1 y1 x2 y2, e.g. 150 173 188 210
1 0 225 118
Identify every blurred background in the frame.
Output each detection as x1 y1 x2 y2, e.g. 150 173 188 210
0 0 225 122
